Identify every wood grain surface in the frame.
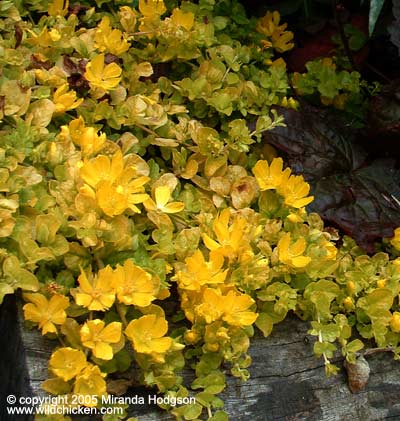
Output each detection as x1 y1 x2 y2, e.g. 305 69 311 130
2 295 400 421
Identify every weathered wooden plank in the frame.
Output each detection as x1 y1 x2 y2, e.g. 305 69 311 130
2 295 400 420
0 295 33 421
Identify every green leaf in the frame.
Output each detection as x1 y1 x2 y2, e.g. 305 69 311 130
60 318 82 349
325 363 340 376
319 324 341 342
345 339 364 354
194 392 214 407
192 372 225 389
204 384 226 394
41 377 71 395
3 256 39 292
255 312 273 337
209 411 229 421
369 0 386 36
208 93 233 115
313 341 337 358
113 349 132 373
0 283 15 304
183 403 203 420
358 288 393 317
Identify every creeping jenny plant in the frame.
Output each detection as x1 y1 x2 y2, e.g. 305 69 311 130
0 0 399 420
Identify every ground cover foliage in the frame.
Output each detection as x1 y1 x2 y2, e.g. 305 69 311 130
1 0 400 420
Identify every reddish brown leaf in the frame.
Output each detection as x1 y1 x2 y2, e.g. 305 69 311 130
14 24 23 49
263 106 400 252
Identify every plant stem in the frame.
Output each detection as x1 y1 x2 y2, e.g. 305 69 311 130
136 123 159 137
317 313 330 365
94 253 104 270
332 0 355 70
363 346 395 357
57 334 66 347
116 302 128 328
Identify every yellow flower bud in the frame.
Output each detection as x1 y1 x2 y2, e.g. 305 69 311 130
288 97 298 110
390 312 400 332
156 288 170 300
216 327 230 341
287 213 302 223
119 6 138 33
47 142 63 166
184 330 199 344
377 279 386 288
49 28 61 42
347 281 356 294
320 96 333 106
394 258 400 273
343 296 354 310
205 342 219 352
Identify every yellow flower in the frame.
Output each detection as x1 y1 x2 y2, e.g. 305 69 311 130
220 290 258 326
393 258 400 273
75 266 116 311
390 227 400 251
96 178 149 216
257 11 286 37
94 16 130 56
23 293 69 335
62 117 106 156
179 289 203 323
277 232 311 268
95 181 130 217
119 6 139 33
195 288 257 326
390 312 400 332
138 0 166 33
202 208 252 262
144 185 185 214
252 158 291 191
73 365 106 406
50 347 88 381
253 159 313 209
125 314 173 354
175 249 228 291
48 0 69 17
267 57 287 69
139 0 166 18
78 149 150 217
170 8 195 31
256 11 294 53
85 54 122 91
27 27 55 48
79 151 124 188
324 241 337 260
63 116 85 143
278 174 314 208
79 127 107 156
114 260 159 306
273 31 295 53
80 319 122 360
53 83 83 113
